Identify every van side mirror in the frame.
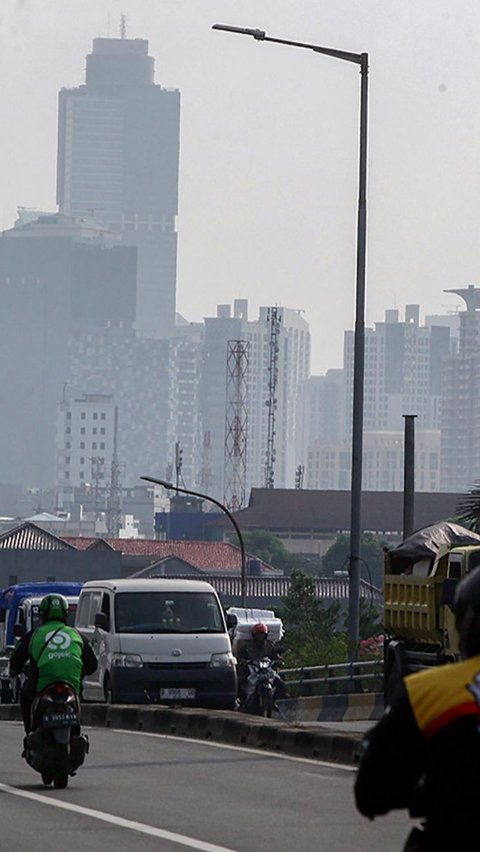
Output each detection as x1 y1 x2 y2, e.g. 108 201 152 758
14 623 26 638
226 613 238 631
441 577 459 611
94 612 109 631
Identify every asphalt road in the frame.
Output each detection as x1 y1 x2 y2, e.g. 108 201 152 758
0 721 412 851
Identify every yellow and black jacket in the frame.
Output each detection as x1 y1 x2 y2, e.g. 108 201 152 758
355 655 480 849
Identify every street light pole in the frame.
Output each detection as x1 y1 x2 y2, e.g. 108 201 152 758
140 475 247 607
212 24 369 660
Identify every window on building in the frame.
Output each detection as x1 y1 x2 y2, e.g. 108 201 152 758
81 427 86 435
100 428 105 435
66 427 71 435
80 457 85 464
101 413 106 420
93 413 98 420
66 442 71 449
81 413 86 420
100 443 105 450
93 428 97 435
79 472 84 480
65 456 70 464
66 412 72 420
80 442 85 449
92 442 97 450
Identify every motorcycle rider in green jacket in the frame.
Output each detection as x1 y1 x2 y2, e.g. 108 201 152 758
10 593 97 737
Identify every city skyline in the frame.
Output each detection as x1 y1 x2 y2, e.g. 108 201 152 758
2 1 480 372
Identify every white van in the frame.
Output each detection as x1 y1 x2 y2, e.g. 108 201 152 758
75 579 237 709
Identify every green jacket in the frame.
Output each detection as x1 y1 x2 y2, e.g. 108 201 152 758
29 621 84 694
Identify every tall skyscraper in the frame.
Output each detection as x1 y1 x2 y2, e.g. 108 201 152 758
344 305 450 435
0 213 136 489
441 285 480 492
57 37 180 337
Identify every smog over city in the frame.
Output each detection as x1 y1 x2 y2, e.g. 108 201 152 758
0 0 479 517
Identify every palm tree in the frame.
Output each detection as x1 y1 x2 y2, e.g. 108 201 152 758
456 484 480 533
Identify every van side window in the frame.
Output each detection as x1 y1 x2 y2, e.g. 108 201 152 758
87 592 103 627
76 593 91 628
77 591 103 628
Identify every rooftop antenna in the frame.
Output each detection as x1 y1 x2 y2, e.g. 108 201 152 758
120 14 127 39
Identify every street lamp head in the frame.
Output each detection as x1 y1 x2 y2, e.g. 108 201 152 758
212 23 266 41
140 475 174 490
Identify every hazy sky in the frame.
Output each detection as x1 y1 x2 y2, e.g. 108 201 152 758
1 0 479 371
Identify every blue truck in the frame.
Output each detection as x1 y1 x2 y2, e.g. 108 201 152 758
0 582 83 702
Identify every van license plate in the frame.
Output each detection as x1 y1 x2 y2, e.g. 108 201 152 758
160 688 196 700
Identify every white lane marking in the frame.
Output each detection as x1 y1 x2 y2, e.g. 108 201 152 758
106 726 356 772
0 720 356 772
0 783 237 852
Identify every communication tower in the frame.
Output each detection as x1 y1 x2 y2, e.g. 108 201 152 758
264 308 282 489
295 465 305 489
224 340 250 511
200 431 214 492
106 407 122 537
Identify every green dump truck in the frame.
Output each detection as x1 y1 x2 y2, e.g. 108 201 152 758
383 522 480 703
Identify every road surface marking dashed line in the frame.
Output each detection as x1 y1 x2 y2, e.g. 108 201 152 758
0 782 237 852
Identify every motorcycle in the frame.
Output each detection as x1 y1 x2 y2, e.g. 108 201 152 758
243 657 280 718
24 681 89 789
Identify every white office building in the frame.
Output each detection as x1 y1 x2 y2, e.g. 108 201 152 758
55 394 117 508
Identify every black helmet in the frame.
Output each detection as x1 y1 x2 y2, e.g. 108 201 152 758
39 594 69 624
455 570 480 658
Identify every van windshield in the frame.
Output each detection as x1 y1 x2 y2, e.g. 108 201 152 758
114 592 225 634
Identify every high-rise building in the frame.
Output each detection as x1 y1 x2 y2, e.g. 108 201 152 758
296 370 345 467
344 305 450 435
306 430 441 491
57 37 180 337
55 394 117 509
441 285 480 492
0 213 136 489
199 301 310 501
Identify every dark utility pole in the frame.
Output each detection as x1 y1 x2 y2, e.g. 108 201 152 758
403 415 417 539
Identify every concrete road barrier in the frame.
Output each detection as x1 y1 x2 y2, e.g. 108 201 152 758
278 693 384 723
0 702 364 765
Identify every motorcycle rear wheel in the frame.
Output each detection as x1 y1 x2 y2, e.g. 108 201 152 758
261 690 273 718
41 773 53 786
53 773 69 789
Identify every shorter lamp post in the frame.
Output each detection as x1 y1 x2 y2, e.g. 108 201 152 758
141 476 247 607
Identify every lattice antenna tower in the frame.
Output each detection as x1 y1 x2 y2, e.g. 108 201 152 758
90 455 105 525
224 340 250 511
295 464 305 489
106 406 122 537
264 308 281 489
200 431 214 492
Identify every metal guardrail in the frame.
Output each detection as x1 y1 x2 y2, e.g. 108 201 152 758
163 574 383 604
282 659 383 697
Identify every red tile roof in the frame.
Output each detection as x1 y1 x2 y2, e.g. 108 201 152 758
63 537 276 573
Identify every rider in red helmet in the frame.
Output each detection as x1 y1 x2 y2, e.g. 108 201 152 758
237 623 285 707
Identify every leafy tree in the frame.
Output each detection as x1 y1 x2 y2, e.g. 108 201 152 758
277 569 346 667
322 533 387 589
233 529 322 576
343 598 383 640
